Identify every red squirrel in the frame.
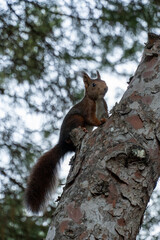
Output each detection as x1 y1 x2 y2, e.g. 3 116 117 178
25 71 108 213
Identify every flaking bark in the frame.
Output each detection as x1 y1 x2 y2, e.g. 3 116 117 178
46 33 160 240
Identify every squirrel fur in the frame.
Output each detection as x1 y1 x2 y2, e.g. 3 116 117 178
25 71 108 213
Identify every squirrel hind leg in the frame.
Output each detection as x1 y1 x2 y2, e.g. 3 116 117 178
60 114 85 143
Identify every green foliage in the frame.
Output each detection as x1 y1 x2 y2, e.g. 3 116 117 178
0 0 160 239
0 2 61 84
0 193 52 240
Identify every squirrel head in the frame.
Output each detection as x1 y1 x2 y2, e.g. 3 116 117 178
82 71 108 100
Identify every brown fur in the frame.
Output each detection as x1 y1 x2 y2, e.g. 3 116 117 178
25 71 108 213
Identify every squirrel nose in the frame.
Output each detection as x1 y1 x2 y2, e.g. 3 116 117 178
104 87 108 93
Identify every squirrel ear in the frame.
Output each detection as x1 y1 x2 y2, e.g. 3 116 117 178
82 72 91 89
96 71 101 80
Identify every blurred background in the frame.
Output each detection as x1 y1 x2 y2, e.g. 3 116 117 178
0 0 160 239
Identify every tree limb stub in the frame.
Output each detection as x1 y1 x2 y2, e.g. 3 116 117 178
46 33 160 240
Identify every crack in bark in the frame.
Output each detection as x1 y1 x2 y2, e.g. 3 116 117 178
65 155 85 190
115 227 125 240
106 167 128 185
120 193 136 207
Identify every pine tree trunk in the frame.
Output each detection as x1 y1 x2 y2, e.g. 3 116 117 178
46 33 160 240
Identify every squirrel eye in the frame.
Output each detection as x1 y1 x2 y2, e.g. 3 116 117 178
92 83 96 87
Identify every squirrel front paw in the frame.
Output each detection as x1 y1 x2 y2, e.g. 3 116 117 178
100 118 106 124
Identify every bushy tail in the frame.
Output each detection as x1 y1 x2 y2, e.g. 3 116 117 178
25 143 67 213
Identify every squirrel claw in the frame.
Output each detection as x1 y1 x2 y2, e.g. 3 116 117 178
82 127 88 133
100 118 106 124
78 126 88 133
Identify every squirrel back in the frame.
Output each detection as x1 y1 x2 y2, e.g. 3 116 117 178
25 71 108 213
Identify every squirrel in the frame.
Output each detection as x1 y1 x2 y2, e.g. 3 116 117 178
25 71 108 213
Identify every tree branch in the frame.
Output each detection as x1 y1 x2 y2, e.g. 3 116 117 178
0 167 25 190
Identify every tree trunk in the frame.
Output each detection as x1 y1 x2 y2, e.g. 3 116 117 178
46 33 160 240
